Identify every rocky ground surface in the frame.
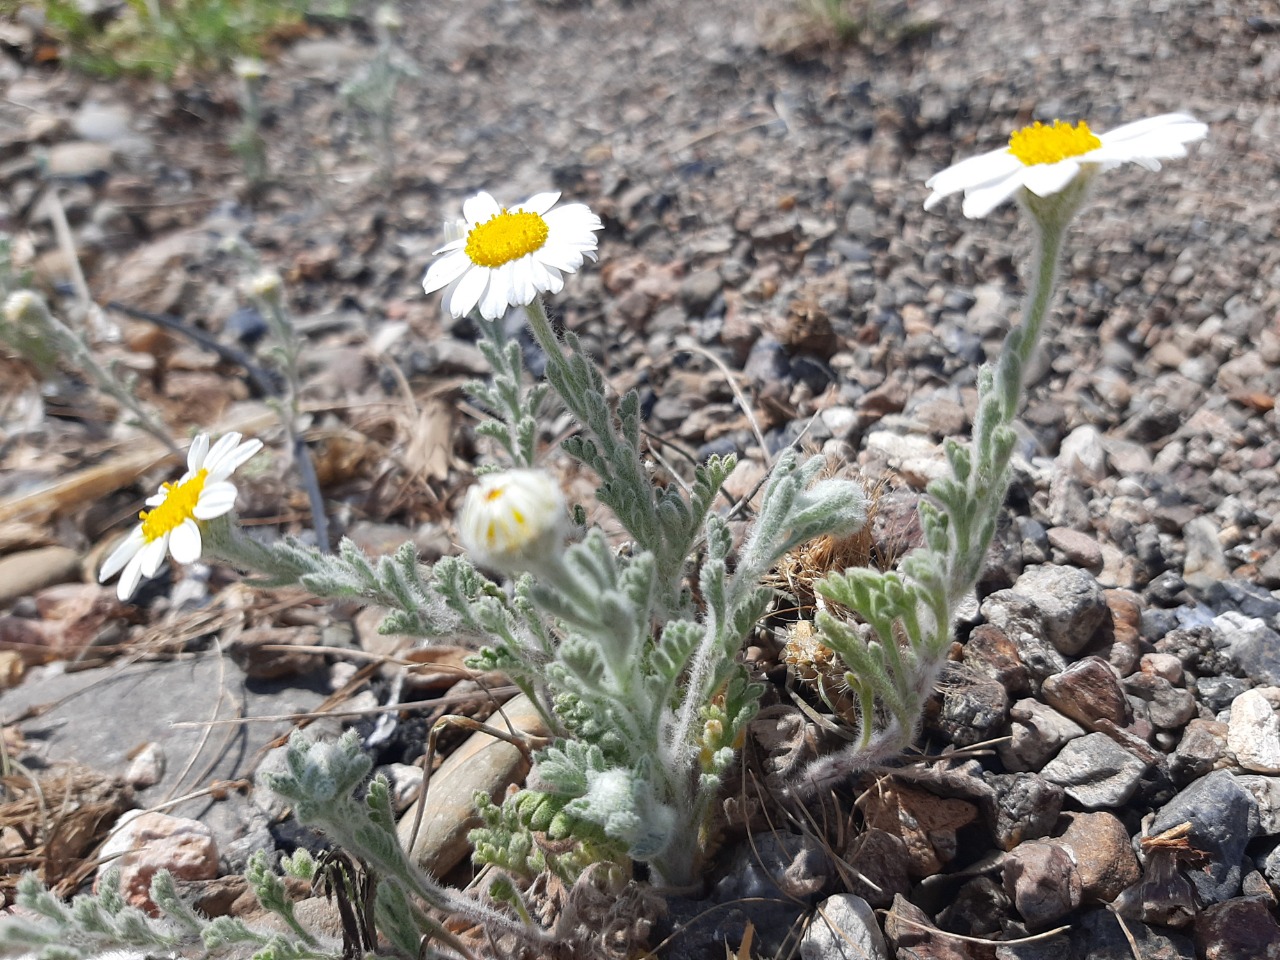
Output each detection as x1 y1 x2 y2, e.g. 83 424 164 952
2 0 1280 957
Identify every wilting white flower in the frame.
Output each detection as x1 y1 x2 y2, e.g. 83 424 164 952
99 433 263 600
457 469 568 573
924 114 1208 218
422 191 603 320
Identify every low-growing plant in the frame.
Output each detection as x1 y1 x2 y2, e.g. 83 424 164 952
31 0 327 79
0 113 1207 957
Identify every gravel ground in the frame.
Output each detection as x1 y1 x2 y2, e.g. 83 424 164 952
3 0 1280 957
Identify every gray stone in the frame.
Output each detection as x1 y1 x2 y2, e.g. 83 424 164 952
45 140 113 177
801 894 888 960
1124 672 1197 731
989 773 1064 851
1214 611 1280 685
1183 516 1230 591
1227 689 1280 773
1150 770 1259 906
1236 775 1280 836
679 267 722 315
1040 733 1150 809
980 591 1068 683
8 655 325 854
1057 424 1108 485
1068 909 1195 960
1171 719 1231 785
71 101 131 142
998 699 1087 772
929 662 1010 747
714 830 832 902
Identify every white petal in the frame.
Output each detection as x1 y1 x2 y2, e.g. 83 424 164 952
446 265 488 319
480 265 516 319
1100 113 1203 144
117 552 146 601
543 203 602 234
1021 159 1081 197
144 489 169 507
431 238 467 256
541 266 565 295
462 192 501 223
207 438 262 481
422 251 471 294
510 257 537 304
202 433 242 475
194 481 239 519
186 433 210 473
961 169 1029 218
100 527 145 581
535 242 587 273
168 519 203 564
924 149 1023 202
520 191 561 215
139 536 169 577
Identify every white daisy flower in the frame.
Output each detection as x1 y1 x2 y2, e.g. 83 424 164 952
422 191 603 320
457 469 569 573
99 433 263 601
924 114 1208 219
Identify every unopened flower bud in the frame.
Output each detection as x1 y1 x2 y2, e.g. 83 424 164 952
250 271 284 302
234 57 267 81
374 4 402 30
3 290 44 325
458 469 568 573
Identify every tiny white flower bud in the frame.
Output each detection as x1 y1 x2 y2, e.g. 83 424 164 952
3 290 43 324
458 469 568 573
233 57 267 81
374 4 403 30
250 271 284 301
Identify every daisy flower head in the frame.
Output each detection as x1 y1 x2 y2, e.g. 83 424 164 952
457 468 569 574
422 191 603 320
924 113 1208 219
99 433 263 601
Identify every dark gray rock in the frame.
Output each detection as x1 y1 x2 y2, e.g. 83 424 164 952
1068 909 1195 960
989 773 1064 851
1214 611 1280 685
1123 671 1197 731
927 661 1010 747
711 830 832 903
1150 769 1260 906
1170 719 1231 785
1040 733 1150 810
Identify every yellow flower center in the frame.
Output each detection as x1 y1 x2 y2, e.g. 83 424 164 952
465 209 550 268
139 469 207 542
1008 120 1102 166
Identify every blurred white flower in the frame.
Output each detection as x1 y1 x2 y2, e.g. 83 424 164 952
457 469 568 573
99 433 263 600
422 191 602 320
924 114 1208 218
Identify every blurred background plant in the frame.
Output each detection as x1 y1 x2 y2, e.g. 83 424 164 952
5 0 353 80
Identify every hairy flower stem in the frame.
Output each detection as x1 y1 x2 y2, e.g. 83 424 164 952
802 186 1080 788
950 201 1069 600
